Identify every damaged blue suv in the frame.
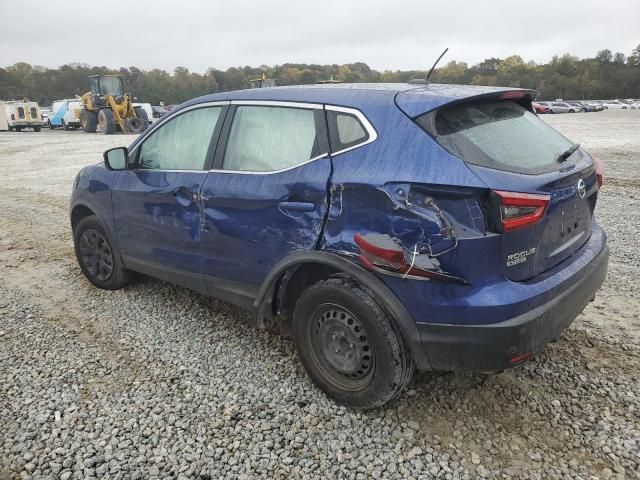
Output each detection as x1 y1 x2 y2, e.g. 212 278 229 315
70 83 609 408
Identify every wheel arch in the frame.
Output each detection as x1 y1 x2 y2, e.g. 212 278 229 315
255 250 431 370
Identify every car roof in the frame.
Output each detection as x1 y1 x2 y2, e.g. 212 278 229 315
181 82 536 115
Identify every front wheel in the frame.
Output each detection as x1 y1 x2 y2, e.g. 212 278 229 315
293 276 414 409
73 215 131 290
80 110 98 133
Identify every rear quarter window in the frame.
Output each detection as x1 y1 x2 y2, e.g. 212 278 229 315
416 100 575 174
327 110 370 153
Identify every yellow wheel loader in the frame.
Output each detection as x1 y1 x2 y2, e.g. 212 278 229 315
79 75 149 134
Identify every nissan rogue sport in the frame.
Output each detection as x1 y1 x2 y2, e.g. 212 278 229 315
70 83 609 408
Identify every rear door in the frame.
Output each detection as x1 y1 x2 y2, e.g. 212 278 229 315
414 99 599 281
200 101 331 290
112 103 227 274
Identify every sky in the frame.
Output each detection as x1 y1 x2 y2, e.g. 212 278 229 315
1 0 638 73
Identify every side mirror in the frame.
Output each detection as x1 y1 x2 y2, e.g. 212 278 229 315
104 147 129 171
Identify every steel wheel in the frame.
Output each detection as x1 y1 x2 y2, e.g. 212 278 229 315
78 228 113 281
309 303 375 391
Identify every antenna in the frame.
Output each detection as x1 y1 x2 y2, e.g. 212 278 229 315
408 47 449 85
425 47 449 83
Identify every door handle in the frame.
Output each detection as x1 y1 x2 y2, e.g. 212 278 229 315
172 187 198 206
278 201 315 212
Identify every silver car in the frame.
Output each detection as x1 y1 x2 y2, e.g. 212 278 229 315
544 102 581 114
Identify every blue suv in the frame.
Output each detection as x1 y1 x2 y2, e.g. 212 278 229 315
70 83 609 408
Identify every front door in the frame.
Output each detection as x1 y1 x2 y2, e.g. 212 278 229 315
112 104 226 275
200 103 331 290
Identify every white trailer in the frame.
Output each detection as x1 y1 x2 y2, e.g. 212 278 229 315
0 101 8 131
4 100 43 131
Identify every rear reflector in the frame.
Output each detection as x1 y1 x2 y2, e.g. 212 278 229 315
509 352 533 364
592 156 604 188
493 190 550 232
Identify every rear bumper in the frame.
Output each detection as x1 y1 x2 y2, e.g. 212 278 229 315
415 240 609 371
11 122 43 127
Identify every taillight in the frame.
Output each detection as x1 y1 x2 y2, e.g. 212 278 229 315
354 233 467 284
493 190 549 232
592 156 604 188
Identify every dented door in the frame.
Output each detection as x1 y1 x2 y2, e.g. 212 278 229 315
200 103 331 286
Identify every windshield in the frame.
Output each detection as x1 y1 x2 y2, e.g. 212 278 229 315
100 77 123 96
416 100 575 174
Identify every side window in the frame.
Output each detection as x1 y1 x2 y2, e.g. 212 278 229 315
223 106 321 172
138 107 223 170
17 107 25 119
327 110 370 153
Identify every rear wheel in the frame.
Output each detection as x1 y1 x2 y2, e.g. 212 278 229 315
80 110 98 133
98 109 116 134
33 126 41 132
73 215 131 290
62 120 69 131
293 276 414 409
15 127 22 132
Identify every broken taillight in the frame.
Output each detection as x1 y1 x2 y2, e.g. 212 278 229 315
354 233 467 284
592 156 604 188
492 190 550 232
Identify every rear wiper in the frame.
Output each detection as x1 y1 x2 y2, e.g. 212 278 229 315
557 143 580 162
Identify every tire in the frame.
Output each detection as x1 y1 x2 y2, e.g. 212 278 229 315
62 120 69 131
73 215 131 290
126 108 149 134
80 110 98 133
549 109 555 114
33 126 41 132
98 109 116 134
293 276 414 409
15 127 22 132
49 122 55 130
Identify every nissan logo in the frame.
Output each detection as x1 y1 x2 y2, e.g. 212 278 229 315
577 179 586 199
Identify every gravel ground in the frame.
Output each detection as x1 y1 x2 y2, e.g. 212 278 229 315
1 110 639 479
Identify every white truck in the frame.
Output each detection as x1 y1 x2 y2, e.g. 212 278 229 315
4 100 44 132
49 99 82 130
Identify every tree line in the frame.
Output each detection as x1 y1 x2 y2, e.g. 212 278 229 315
1 46 638 106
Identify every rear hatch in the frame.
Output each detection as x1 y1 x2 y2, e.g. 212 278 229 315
405 92 599 281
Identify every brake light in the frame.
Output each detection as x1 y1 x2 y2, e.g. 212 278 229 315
592 156 604 188
493 190 549 232
354 233 467 284
500 91 527 99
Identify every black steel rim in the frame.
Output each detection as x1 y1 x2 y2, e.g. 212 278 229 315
309 303 375 391
79 229 113 281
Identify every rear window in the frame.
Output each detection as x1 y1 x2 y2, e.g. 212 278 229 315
416 100 574 174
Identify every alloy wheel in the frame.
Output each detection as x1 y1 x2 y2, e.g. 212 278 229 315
78 229 114 281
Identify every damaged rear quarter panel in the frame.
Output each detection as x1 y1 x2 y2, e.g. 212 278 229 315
321 101 505 323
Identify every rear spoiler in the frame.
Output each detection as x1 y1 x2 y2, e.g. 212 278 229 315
395 85 538 118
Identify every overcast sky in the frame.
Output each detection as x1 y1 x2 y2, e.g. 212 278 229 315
1 0 638 72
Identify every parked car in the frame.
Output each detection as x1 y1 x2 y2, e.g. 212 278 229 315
4 100 43 131
49 99 82 130
40 107 51 126
532 102 549 114
133 103 154 123
70 83 609 408
547 102 579 114
151 105 169 119
567 102 586 112
581 102 605 112
602 101 629 109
